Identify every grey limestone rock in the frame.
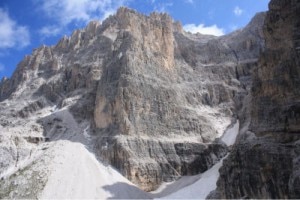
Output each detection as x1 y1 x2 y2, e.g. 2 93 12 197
216 0 300 198
0 6 266 191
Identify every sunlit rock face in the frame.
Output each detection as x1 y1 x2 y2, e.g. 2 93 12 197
0 7 265 191
92 8 265 191
216 0 300 198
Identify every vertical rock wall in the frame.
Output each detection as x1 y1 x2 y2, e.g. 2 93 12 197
93 8 265 191
217 0 300 198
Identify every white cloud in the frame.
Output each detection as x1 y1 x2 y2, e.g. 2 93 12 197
0 9 30 49
0 63 4 71
36 0 129 37
37 0 128 24
39 25 62 37
233 6 243 16
183 24 225 36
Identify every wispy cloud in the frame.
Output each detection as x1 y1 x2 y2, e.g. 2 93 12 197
183 23 224 36
233 6 243 16
0 9 30 49
35 0 129 38
153 2 173 13
39 25 62 38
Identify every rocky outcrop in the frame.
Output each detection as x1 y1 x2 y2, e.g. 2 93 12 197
216 0 300 198
97 136 228 191
93 8 265 190
0 7 265 191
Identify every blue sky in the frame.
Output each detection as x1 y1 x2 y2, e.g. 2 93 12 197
0 0 270 79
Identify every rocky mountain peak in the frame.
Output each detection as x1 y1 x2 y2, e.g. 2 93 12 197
0 6 273 196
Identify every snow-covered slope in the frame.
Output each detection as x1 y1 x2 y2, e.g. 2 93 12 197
40 141 150 199
158 157 226 199
0 105 150 199
0 103 239 199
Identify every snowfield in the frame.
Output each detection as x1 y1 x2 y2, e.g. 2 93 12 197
40 141 150 199
1 104 240 199
38 141 228 199
39 120 239 199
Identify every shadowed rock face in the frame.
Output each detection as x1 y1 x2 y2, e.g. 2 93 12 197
251 0 300 134
0 7 265 191
216 0 300 198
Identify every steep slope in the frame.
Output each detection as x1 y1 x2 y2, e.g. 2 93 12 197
0 139 150 199
40 141 150 199
216 0 300 198
0 7 265 192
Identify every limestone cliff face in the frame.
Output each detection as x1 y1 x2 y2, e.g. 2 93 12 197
93 8 265 190
0 7 265 192
251 0 300 133
216 0 300 198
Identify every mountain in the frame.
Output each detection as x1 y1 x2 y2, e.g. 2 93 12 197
0 0 298 198
216 0 300 198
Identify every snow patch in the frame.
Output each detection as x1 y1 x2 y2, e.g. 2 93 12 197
150 174 202 198
118 52 123 59
158 157 226 199
221 120 239 146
